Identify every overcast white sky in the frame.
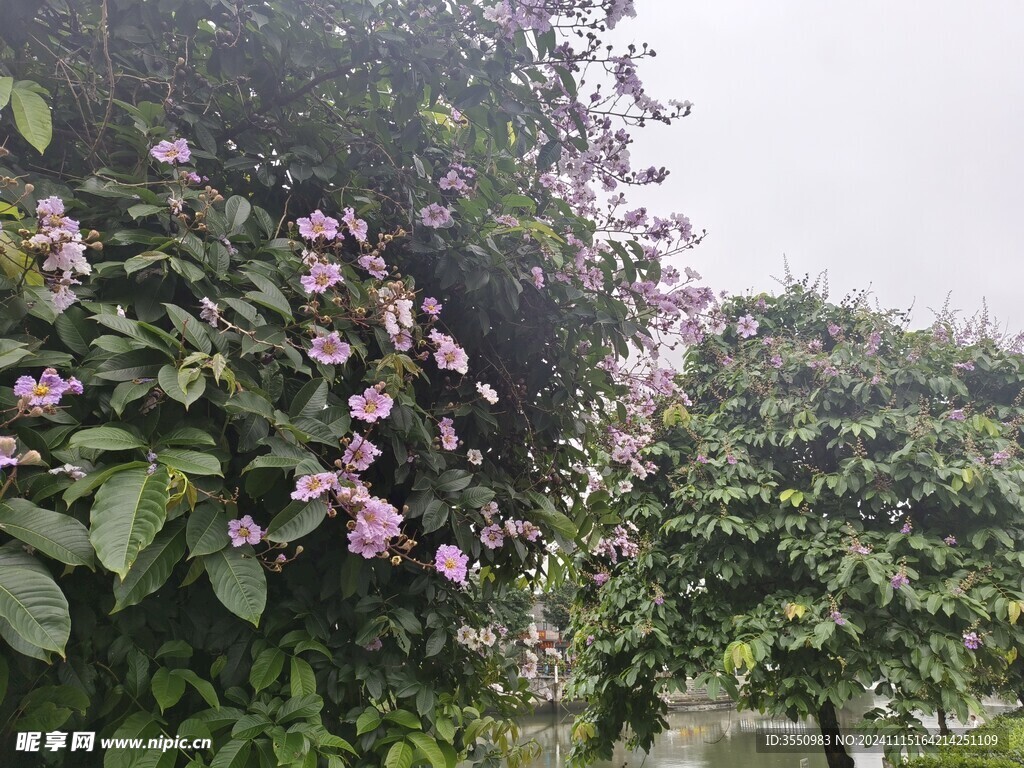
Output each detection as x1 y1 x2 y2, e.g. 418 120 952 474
608 1 1024 331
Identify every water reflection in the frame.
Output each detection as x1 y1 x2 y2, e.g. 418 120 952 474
521 696 1021 768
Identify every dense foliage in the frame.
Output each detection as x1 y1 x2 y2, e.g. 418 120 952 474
570 283 1024 768
906 709 1024 768
0 0 705 765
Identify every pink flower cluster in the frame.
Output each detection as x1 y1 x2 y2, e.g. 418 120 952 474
379 287 415 351
300 262 343 295
342 434 381 472
419 203 453 228
29 197 91 313
296 207 369 243
479 506 542 550
592 523 639 563
228 515 264 547
429 330 469 374
348 494 404 558
150 138 191 165
438 417 458 450
309 331 352 365
14 368 83 408
349 386 394 423
434 544 469 584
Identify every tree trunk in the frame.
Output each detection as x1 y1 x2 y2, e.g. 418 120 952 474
937 707 949 736
818 701 855 768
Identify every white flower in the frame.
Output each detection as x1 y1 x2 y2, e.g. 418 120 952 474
456 626 477 646
467 449 483 466
479 627 497 647
476 382 499 404
544 646 560 657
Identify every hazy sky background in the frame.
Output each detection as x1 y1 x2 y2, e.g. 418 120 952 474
608 1 1024 331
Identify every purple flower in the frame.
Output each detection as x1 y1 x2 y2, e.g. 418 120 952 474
150 138 191 165
530 266 545 289
696 454 709 464
364 637 383 651
480 524 505 549
736 314 759 339
586 635 595 646
830 610 846 626
990 450 1011 466
421 297 442 317
900 521 913 534
948 409 965 421
438 417 458 451
726 455 737 465
309 332 352 365
654 595 665 606
954 361 975 372
476 382 498 404
343 435 381 472
349 387 394 423
342 207 368 242
348 498 403 558
435 544 469 584
769 355 783 368
963 631 981 650
419 203 453 228
0 437 20 468
291 472 340 501
944 535 957 546
890 572 910 590
199 297 221 327
300 263 344 294
827 323 842 338
297 210 340 241
592 572 609 586
228 514 264 547
13 368 81 407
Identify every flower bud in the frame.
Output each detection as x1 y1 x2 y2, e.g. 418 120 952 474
19 450 43 466
23 182 33 192
346 520 357 530
391 555 402 566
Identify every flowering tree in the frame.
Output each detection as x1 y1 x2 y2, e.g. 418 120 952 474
569 283 1024 768
0 0 708 765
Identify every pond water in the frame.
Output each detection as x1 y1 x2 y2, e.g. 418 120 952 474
519 697 1018 768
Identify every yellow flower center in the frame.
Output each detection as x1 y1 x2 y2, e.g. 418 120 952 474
308 477 322 491
33 384 50 397
363 401 377 413
322 341 336 355
444 557 457 569
238 526 250 538
312 222 324 233
315 272 331 287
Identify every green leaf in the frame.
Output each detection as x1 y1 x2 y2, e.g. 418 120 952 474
421 500 448 534
127 205 164 221
225 196 252 234
89 467 169 578
290 378 328 419
170 669 220 709
112 518 186 611
277 693 323 723
10 84 52 154
0 500 95 569
0 77 12 109
265 500 327 543
356 708 381 735
290 656 316 697
69 426 145 452
231 714 272 740
156 449 222 477
124 251 168 274
186 505 229 558
63 462 147 506
385 709 422 730
151 667 187 713
159 364 207 410
0 545 70 657
159 427 217 448
249 647 285 692
385 741 414 768
408 732 446 768
204 547 267 626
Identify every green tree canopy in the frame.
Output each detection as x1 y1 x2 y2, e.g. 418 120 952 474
570 282 1024 768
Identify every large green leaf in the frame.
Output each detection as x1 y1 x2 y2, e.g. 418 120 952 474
156 449 223 476
151 667 186 713
0 545 70 657
249 647 285 692
385 741 414 768
158 364 207 410
10 83 51 154
69 426 145 452
186 504 229 558
203 547 267 626
0 77 12 109
112 518 186 611
0 500 95 569
265 500 327 543
90 467 170 578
